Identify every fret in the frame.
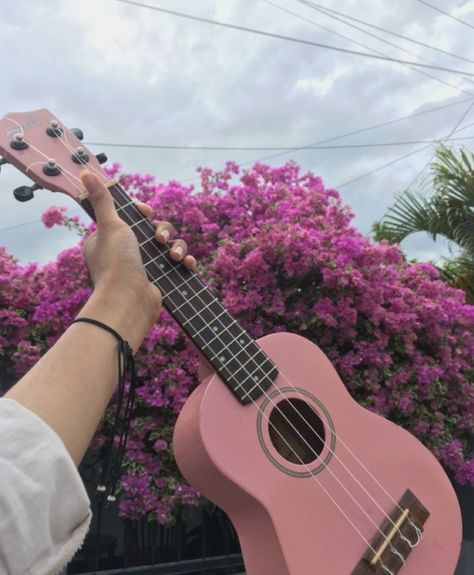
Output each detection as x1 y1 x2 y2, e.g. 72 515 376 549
217 346 268 381
167 281 208 304
206 329 254 359
200 325 251 352
129 217 148 230
212 349 262 384
233 357 278 390
108 183 279 403
114 199 137 214
174 304 233 344
144 250 172 270
139 236 156 249
180 300 228 329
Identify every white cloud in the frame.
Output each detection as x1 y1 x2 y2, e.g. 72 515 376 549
0 0 473 265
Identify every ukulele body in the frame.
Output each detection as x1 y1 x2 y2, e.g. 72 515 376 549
173 332 462 575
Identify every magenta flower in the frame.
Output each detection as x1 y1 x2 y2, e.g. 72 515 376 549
41 206 68 228
1 160 473 524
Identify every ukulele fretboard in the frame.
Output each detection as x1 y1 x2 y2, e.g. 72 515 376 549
107 183 279 404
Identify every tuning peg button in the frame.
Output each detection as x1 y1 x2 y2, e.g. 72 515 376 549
71 128 84 141
11 134 28 150
95 153 107 165
43 159 61 176
13 184 40 202
72 147 90 165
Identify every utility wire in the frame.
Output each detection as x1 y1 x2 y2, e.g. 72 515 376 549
337 99 474 189
263 0 474 191
264 0 474 97
402 98 474 192
295 0 474 65
235 97 474 167
295 0 474 87
336 143 435 188
85 133 474 151
414 0 474 30
111 0 474 77
2 98 473 234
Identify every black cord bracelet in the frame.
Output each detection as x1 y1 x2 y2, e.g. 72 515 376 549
71 317 129 348
71 317 137 502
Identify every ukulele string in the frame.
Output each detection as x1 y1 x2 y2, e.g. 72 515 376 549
30 125 412 555
97 189 415 562
6 118 84 196
98 164 421 545
45 128 418 562
51 128 419 553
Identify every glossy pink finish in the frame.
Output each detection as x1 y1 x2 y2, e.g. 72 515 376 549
173 332 462 575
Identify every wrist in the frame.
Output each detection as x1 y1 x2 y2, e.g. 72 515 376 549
78 284 161 352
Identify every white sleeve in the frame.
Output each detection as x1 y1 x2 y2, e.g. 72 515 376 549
0 398 92 575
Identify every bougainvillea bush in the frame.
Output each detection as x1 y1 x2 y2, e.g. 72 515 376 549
0 161 473 524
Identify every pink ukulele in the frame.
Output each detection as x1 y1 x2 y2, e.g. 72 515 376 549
0 110 462 575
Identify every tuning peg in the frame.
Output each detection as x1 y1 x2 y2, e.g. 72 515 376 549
96 153 107 165
13 184 40 202
71 128 84 141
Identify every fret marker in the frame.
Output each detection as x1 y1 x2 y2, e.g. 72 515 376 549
219 355 226 362
159 263 165 269
213 326 219 332
239 338 245 345
182 289 188 296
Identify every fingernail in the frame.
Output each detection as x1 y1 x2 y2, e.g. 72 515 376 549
79 169 91 179
80 170 97 188
160 229 170 242
174 246 184 258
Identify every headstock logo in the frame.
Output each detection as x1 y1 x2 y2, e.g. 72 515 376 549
5 117 45 137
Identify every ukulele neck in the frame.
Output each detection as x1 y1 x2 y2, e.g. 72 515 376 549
100 182 278 404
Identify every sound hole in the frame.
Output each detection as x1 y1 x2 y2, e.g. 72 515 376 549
268 398 326 465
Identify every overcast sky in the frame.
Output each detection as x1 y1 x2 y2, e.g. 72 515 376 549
1 0 474 266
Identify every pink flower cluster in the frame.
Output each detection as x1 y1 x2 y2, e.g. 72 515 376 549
0 161 472 524
41 206 68 228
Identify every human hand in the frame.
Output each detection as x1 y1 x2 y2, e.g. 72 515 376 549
80 171 195 329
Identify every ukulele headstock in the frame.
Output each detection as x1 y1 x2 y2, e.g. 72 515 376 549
0 109 106 203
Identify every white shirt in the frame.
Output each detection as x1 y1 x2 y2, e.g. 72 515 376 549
0 399 92 575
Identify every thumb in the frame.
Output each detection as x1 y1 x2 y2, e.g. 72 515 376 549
80 170 119 228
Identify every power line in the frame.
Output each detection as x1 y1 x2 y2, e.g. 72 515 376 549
295 0 474 85
85 133 474 152
402 97 474 192
2 98 473 234
170 97 474 187
337 99 474 189
414 0 474 30
111 0 474 77
295 0 474 65
336 143 434 188
265 0 474 97
0 219 46 232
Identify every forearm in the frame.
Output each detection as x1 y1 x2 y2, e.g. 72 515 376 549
5 288 155 466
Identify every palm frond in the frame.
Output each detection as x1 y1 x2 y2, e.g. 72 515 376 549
375 191 446 244
432 145 474 207
376 144 474 303
440 252 474 303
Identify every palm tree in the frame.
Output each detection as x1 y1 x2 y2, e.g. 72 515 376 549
373 145 474 303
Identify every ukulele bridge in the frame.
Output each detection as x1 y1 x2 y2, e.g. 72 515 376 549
352 490 429 575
